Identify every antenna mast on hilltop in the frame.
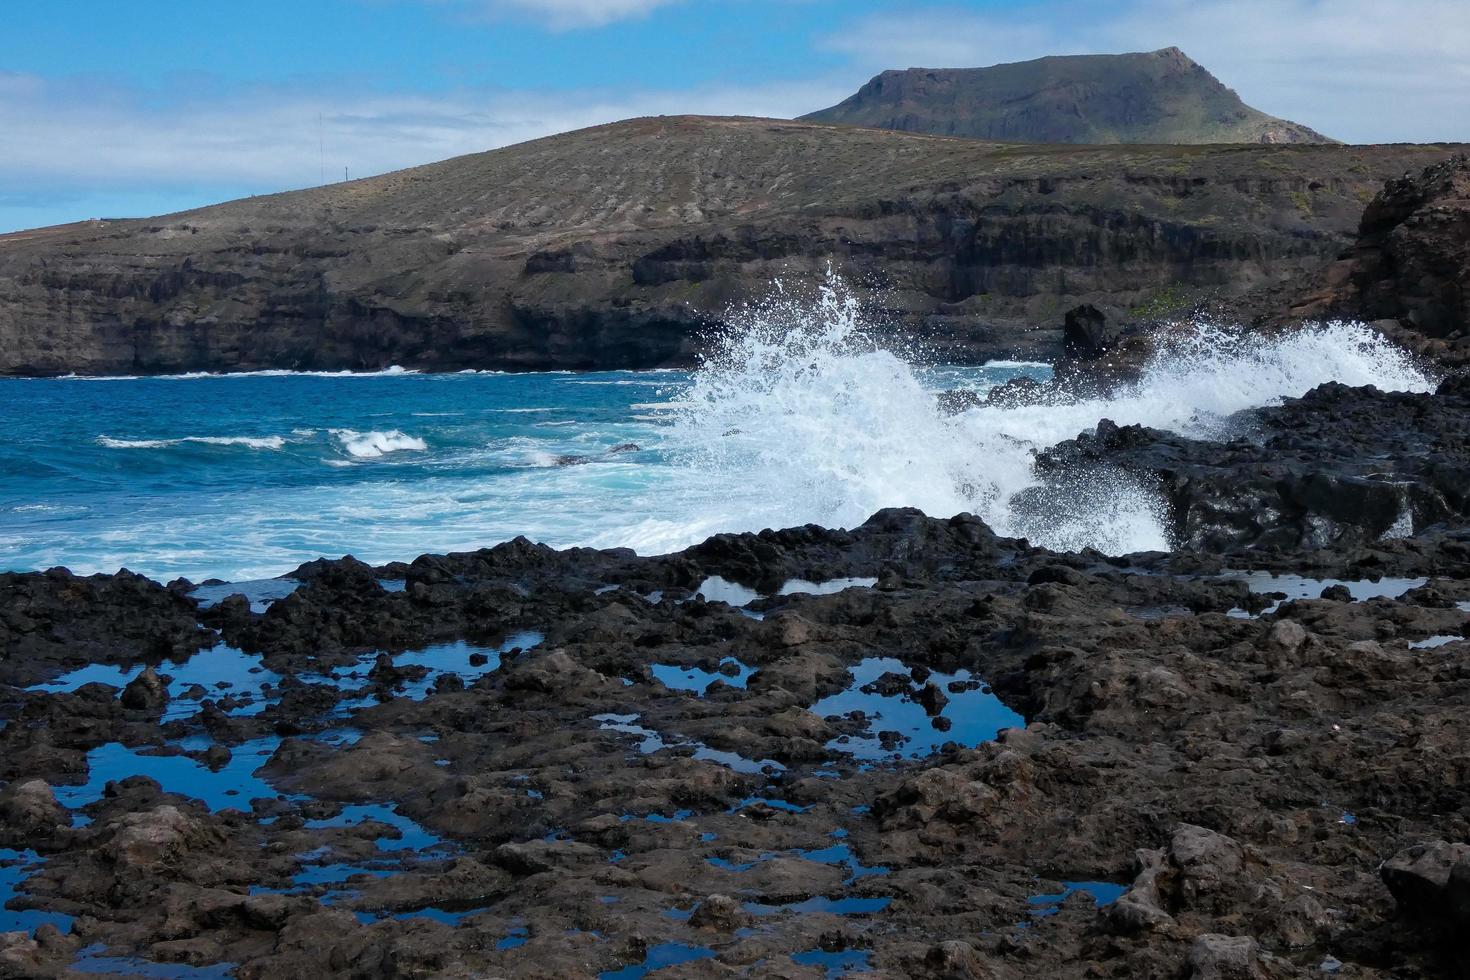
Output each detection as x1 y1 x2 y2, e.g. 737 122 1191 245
318 112 325 185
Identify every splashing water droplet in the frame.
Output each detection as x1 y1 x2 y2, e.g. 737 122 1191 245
660 273 1435 555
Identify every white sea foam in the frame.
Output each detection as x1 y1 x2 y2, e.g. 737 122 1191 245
10 503 86 514
162 365 417 380
660 276 1435 555
97 435 286 450
525 451 567 468
64 366 417 381
980 359 1052 369
330 429 428 459
58 374 142 381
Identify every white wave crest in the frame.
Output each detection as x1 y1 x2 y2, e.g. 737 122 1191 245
159 365 417 380
663 276 1435 555
58 365 417 381
331 429 428 459
97 435 286 450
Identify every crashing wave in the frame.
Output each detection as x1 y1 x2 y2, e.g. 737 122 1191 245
661 275 1435 555
330 429 428 459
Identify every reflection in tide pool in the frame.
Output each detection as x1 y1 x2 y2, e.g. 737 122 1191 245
304 804 446 854
1410 635 1464 649
779 577 879 596
71 945 236 978
811 657 1024 761
327 633 544 712
30 643 282 721
0 848 74 934
1028 880 1127 917
693 576 878 608
650 657 754 695
593 713 783 775
53 738 289 812
1225 573 1428 618
599 942 716 979
190 577 301 612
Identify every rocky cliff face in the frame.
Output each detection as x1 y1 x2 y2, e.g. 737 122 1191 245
0 116 1458 376
802 49 1334 146
1289 155 1470 367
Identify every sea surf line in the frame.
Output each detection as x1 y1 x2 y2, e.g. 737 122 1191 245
0 281 1434 581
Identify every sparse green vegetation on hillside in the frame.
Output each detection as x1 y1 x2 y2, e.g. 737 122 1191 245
803 49 1334 146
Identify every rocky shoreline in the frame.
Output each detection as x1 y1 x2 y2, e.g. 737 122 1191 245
4 364 1470 978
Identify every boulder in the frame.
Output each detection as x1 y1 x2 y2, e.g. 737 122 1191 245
688 894 749 931
1187 934 1263 980
1169 824 1245 902
924 940 994 978
1063 304 1124 359
0 780 69 838
1104 847 1175 933
120 666 169 712
493 840 601 875
105 805 224 872
1381 840 1470 925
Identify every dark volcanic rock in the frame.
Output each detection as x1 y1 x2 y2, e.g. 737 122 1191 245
120 666 169 712
1346 155 1470 340
1381 840 1470 927
4 376 1470 976
0 567 214 688
1062 303 1123 359
1035 379 1470 552
1292 154 1470 369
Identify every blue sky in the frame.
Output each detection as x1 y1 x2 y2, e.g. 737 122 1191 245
3 0 1467 231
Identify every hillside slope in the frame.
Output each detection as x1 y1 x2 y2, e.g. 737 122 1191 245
0 115 1455 375
802 48 1333 145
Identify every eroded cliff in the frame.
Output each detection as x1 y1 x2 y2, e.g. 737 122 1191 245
0 116 1458 375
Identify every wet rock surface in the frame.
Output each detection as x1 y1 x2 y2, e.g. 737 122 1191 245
2 380 1470 977
1036 375 1470 553
1293 155 1470 365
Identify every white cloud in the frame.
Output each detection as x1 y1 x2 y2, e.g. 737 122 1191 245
0 72 848 203
502 0 681 28
428 0 685 29
818 0 1470 143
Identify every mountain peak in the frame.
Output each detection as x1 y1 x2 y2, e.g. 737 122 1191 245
801 50 1335 146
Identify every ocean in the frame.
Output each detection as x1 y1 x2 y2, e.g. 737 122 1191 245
0 290 1435 583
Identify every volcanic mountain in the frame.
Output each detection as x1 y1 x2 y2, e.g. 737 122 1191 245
801 48 1334 145
0 116 1454 376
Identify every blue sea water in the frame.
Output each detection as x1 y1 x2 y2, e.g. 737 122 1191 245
0 317 1435 583
0 364 1040 581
